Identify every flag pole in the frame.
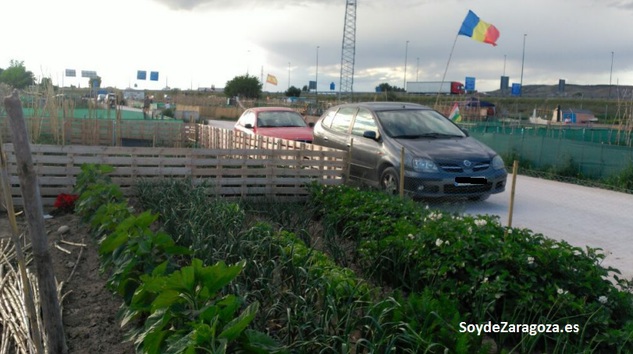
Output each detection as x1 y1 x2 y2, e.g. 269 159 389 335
435 33 460 108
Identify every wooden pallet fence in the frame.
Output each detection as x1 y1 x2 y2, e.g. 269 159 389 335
2 142 346 207
1 117 192 147
196 126 347 176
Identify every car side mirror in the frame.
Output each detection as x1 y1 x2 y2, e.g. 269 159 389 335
245 123 254 129
461 128 469 137
363 130 378 140
308 122 315 128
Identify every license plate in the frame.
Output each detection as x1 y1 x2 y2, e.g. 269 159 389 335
454 176 487 186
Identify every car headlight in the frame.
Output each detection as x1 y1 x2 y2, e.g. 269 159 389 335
412 158 438 173
492 155 505 170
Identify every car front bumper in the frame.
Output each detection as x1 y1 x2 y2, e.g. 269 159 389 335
403 169 507 198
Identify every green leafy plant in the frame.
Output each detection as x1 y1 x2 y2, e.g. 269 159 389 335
310 184 633 352
73 164 124 222
89 201 134 238
127 258 281 353
73 163 115 196
99 211 190 303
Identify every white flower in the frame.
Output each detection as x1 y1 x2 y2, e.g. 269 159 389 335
598 296 608 304
435 238 444 247
407 233 415 240
506 228 513 234
557 288 568 295
527 256 534 265
482 277 489 283
474 219 487 227
467 227 473 234
427 212 443 221
573 250 582 256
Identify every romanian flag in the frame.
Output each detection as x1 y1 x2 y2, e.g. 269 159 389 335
266 74 278 85
458 10 499 46
448 103 462 123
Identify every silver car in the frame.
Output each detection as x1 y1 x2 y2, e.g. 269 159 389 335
312 102 507 200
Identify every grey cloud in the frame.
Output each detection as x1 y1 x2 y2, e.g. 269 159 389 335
604 0 633 9
152 0 342 11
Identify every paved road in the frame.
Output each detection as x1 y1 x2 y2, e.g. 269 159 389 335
206 120 633 278
206 119 235 130
438 175 633 279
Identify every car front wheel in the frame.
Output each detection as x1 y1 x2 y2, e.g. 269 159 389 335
380 167 399 195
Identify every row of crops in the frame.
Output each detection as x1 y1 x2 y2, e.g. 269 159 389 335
74 163 633 353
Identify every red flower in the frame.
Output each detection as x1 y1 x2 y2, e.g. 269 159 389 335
54 193 79 212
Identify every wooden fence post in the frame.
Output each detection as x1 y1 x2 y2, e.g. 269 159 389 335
4 90 68 354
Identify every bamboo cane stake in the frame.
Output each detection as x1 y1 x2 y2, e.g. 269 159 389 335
0 134 43 354
506 160 519 235
4 90 67 354
0 259 33 354
399 147 405 198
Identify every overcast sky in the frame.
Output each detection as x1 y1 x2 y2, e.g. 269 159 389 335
4 0 633 93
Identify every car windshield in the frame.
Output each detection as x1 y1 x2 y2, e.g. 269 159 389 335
377 109 466 139
258 111 308 128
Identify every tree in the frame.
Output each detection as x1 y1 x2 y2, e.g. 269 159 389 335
285 86 301 98
377 82 405 93
89 76 102 90
40 77 54 89
0 60 35 89
224 75 262 99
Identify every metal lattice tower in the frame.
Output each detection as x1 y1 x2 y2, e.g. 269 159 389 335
339 0 357 99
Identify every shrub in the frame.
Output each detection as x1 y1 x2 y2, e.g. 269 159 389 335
310 184 633 352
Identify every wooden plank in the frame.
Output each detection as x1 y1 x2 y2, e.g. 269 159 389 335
3 124 346 207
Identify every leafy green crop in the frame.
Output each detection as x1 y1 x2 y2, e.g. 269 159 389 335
125 259 281 353
99 211 191 303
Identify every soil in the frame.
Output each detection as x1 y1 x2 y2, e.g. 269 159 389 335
0 211 134 354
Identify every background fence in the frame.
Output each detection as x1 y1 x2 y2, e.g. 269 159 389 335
467 122 633 146
469 125 633 181
1 129 346 207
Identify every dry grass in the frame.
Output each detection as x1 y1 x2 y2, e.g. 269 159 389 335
0 236 38 354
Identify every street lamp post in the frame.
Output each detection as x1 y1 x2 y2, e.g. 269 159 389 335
404 40 409 90
288 62 291 89
246 49 251 76
609 51 614 99
520 34 526 96
316 46 320 105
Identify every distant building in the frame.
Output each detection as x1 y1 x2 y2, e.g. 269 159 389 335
552 107 598 124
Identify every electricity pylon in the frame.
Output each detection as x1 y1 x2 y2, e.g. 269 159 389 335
339 0 357 100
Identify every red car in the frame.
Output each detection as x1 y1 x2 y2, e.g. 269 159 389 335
234 107 314 143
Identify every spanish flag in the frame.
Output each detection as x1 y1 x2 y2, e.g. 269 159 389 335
266 74 278 85
458 10 499 46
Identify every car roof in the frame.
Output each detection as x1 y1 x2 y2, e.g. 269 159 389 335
248 106 297 113
331 102 432 112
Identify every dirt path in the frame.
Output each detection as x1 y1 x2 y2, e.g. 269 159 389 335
0 212 134 354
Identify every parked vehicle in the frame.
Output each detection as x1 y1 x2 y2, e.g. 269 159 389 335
312 102 507 200
234 107 314 143
105 93 117 108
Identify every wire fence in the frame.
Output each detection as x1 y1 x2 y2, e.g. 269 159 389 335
467 123 633 193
